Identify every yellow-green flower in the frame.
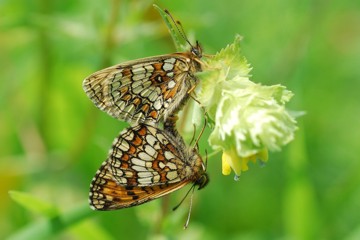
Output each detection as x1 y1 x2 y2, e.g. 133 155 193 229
222 148 268 180
199 35 298 178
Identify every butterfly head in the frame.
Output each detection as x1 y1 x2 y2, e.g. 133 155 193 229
191 41 203 59
189 149 209 190
164 9 203 60
195 172 209 190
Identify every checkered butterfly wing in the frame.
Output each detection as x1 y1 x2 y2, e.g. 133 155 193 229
83 51 202 124
89 124 208 210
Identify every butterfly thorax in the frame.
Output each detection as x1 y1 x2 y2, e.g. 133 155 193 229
158 51 202 122
195 172 209 190
181 150 208 189
173 51 202 75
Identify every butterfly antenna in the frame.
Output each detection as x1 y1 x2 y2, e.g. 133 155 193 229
189 94 208 122
189 124 197 146
173 184 195 211
184 186 196 229
189 93 200 104
193 115 207 149
205 149 208 170
164 9 194 48
176 20 193 46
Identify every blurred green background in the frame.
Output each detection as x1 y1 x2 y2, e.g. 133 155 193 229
1 0 360 239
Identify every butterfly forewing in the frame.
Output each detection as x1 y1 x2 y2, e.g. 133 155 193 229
89 123 208 210
83 52 202 124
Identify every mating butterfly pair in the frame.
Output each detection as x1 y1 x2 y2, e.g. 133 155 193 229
83 10 208 214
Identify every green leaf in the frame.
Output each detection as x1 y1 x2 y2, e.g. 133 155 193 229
69 220 115 240
153 4 187 52
7 202 92 240
9 191 59 218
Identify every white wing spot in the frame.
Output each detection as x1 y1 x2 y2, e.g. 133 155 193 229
168 80 176 89
145 72 152 79
117 100 126 110
133 85 144 94
111 81 121 89
132 63 148 69
133 112 143 122
148 90 159 101
138 152 153 161
118 140 129 151
164 100 170 108
166 162 177 170
154 98 163 110
163 62 174 71
159 162 165 169
164 58 176 64
125 171 133 177
131 158 146 166
156 133 168 145
131 81 142 89
123 104 135 114
164 151 175 160
146 134 157 147
118 177 127 184
145 65 154 72
112 168 124 176
166 171 178 181
144 145 156 157
132 73 146 81
146 126 156 135
131 66 146 74
153 174 160 183
111 159 121 168
112 150 123 159
138 171 153 178
123 131 134 141
132 165 148 172
138 177 153 185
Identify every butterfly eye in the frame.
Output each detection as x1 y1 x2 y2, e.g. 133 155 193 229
196 174 209 190
191 41 202 57
192 48 200 57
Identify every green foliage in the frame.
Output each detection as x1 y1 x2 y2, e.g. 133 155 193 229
153 4 186 52
9 191 59 218
1 0 360 239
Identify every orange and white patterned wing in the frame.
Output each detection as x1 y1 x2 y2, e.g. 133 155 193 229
89 162 190 210
89 124 193 210
83 53 201 124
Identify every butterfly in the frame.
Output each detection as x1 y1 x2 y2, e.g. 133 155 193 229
89 122 209 211
82 11 203 124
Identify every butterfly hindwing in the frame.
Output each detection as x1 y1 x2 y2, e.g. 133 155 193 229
89 161 189 210
107 124 186 187
89 123 208 210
